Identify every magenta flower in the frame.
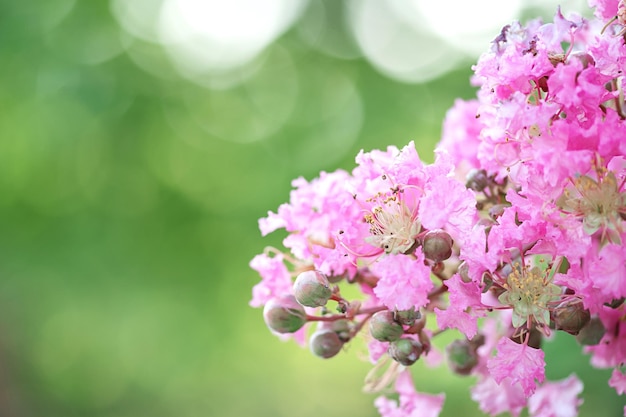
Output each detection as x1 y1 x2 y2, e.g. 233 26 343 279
435 274 484 338
374 371 445 417
589 0 621 20
471 374 527 417
437 99 483 175
497 260 562 329
585 306 626 368
487 337 546 397
583 243 626 300
370 252 432 311
250 1 626 415
609 368 626 395
249 253 293 308
528 374 584 417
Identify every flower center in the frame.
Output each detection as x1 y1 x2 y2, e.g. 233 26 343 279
363 190 420 255
498 262 561 328
558 170 626 245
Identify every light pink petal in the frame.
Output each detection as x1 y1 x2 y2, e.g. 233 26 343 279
487 337 546 397
528 374 584 417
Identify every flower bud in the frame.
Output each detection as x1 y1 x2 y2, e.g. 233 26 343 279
446 339 478 375
369 311 403 342
552 300 590 335
317 319 351 342
510 327 542 349
293 270 332 307
388 338 423 366
309 330 343 359
422 229 453 262
488 204 507 220
465 169 489 192
458 261 472 283
263 295 307 334
394 307 421 326
567 52 595 69
409 311 428 333
468 334 485 350
576 317 606 346
548 53 566 66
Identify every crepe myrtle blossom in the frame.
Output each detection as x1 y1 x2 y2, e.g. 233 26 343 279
250 1 626 416
374 370 445 417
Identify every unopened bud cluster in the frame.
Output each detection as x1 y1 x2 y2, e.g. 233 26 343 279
369 308 427 366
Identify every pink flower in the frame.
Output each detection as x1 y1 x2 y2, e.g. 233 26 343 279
471 373 527 417
434 274 484 338
586 306 626 368
420 152 479 244
487 337 546 397
435 307 478 339
251 2 626 415
609 368 626 395
473 20 553 102
259 211 286 236
528 374 584 417
438 99 483 175
458 223 492 277
588 0 621 20
259 170 360 277
583 243 626 300
554 262 606 314
249 253 293 308
367 339 389 364
375 371 445 417
339 142 427 262
370 253 433 310
588 33 626 78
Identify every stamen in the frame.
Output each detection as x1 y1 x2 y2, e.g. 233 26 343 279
363 188 421 254
499 261 562 328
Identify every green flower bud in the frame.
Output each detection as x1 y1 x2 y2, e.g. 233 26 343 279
446 339 478 375
369 311 403 342
422 229 453 262
394 307 421 326
263 295 307 334
576 317 606 346
317 319 351 342
552 300 590 335
388 338 423 366
458 261 472 283
468 334 485 350
309 330 343 359
293 270 332 307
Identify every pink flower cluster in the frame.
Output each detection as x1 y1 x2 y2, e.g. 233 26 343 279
251 1 626 416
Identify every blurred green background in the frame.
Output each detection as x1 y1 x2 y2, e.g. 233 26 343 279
0 0 623 416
